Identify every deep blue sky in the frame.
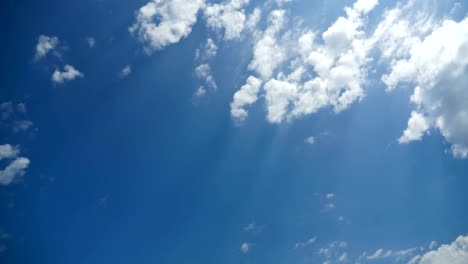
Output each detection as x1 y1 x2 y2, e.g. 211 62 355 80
1 0 467 264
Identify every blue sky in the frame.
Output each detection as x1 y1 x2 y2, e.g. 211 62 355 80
1 0 468 263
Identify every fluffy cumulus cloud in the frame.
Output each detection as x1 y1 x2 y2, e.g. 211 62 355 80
52 65 83 84
379 12 468 157
414 235 468 264
34 35 59 61
230 0 378 123
230 76 262 121
204 0 250 40
130 0 205 52
248 9 287 80
0 144 30 186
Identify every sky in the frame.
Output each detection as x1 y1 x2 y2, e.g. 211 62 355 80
0 0 468 263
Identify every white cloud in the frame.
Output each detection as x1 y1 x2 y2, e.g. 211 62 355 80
195 38 218 61
294 237 317 249
398 111 430 144
381 17 468 157
52 65 83 84
195 64 217 90
86 37 95 48
204 0 250 40
264 78 297 123
305 136 315 145
230 76 262 121
34 35 59 61
245 8 261 31
241 242 253 253
130 0 205 53
119 65 132 78
338 252 348 262
429 241 438 250
248 9 287 80
0 157 30 186
0 145 19 161
0 145 30 186
417 235 468 264
195 86 206 97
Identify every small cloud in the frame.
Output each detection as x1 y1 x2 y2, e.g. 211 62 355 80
119 65 132 79
13 120 34 133
34 35 59 61
241 242 254 254
194 86 206 97
305 136 315 145
52 65 83 84
86 37 95 48
0 157 30 186
195 64 217 90
294 236 317 249
0 102 13 120
243 222 264 233
0 145 19 161
16 103 27 113
428 241 438 250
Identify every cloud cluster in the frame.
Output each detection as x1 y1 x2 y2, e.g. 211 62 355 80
380 15 468 158
130 0 468 158
0 144 30 186
231 0 378 123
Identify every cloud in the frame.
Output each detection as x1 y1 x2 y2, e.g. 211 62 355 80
264 78 297 123
0 102 34 133
294 237 317 249
241 242 253 253
0 102 14 120
0 145 19 161
248 9 287 80
130 0 205 53
119 65 132 78
230 76 262 121
86 37 95 48
398 111 430 144
415 235 468 264
318 241 348 263
381 16 468 158
305 136 315 145
243 222 264 233
195 38 218 61
52 65 83 84
194 86 207 97
34 35 59 61
203 0 250 40
195 64 217 90
13 121 34 133
231 0 377 124
0 145 30 186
